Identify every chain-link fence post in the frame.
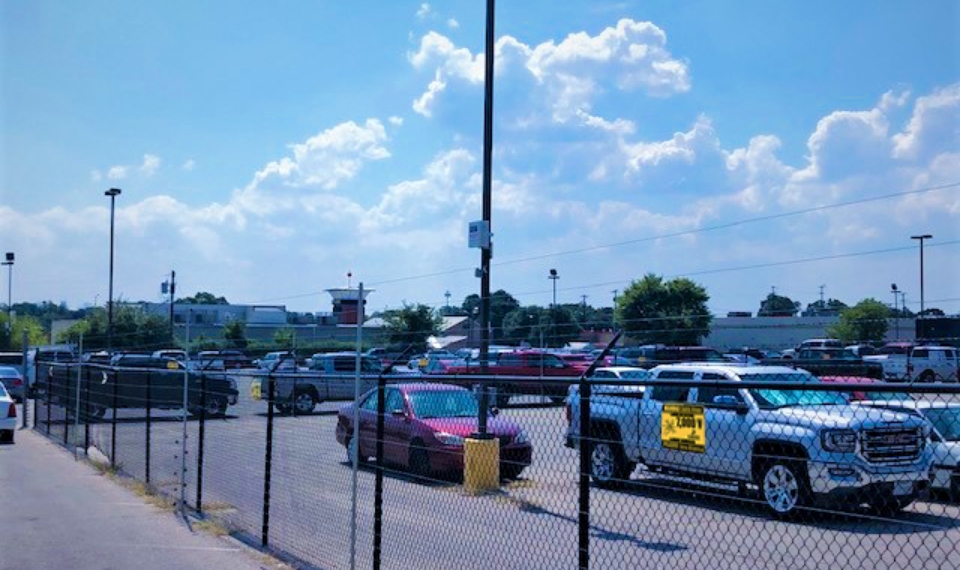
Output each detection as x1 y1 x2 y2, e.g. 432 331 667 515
578 371 591 570
145 370 152 485
83 366 91 452
63 362 71 447
373 373 386 570
196 370 206 513
45 359 51 436
111 369 118 469
262 370 275 548
20 332 28 429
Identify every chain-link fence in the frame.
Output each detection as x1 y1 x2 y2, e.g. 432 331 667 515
29 355 960 570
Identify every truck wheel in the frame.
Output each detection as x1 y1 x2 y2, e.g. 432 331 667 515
757 460 810 519
589 427 634 488
918 371 935 383
205 396 227 417
293 390 317 414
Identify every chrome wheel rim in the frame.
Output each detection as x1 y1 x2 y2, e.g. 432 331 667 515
591 443 615 482
295 393 314 413
763 464 799 513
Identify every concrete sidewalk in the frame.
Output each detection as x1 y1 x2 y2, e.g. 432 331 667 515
0 429 274 570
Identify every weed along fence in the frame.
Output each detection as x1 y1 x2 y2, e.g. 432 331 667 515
31 360 960 570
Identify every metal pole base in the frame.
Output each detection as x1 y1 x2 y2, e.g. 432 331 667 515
463 437 500 494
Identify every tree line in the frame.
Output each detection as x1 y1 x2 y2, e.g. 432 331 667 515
0 281 943 352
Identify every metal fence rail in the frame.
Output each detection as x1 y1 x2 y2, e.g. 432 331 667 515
30 363 960 570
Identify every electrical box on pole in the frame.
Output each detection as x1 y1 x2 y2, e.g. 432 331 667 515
468 220 491 250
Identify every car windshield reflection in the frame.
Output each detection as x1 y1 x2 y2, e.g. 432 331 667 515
408 390 480 419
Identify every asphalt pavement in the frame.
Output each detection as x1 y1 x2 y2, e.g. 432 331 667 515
0 427 274 570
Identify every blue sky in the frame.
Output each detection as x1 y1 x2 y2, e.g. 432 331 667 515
1 1 958 319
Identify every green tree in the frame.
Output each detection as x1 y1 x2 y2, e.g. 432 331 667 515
273 327 296 348
803 298 848 317
0 314 47 350
502 306 545 346
223 319 249 350
615 274 712 345
462 289 520 342
382 303 442 352
541 306 580 348
176 291 229 305
828 298 890 343
58 305 170 351
758 293 801 317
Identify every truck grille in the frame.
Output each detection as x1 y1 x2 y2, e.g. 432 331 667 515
860 428 923 464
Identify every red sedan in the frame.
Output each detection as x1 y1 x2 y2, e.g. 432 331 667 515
336 383 533 480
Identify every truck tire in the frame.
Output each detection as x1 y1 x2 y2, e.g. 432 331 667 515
589 423 634 488
192 396 227 418
293 390 317 415
918 370 935 383
757 459 811 519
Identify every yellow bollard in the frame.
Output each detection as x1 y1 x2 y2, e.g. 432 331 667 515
463 437 500 494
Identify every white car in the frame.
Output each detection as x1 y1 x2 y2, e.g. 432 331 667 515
858 399 960 497
0 382 16 444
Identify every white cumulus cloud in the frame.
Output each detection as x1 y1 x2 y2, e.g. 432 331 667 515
409 19 689 126
140 154 161 176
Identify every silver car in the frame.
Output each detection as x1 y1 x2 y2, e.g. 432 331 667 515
0 366 25 402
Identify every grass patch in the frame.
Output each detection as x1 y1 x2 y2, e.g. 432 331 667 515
192 518 230 537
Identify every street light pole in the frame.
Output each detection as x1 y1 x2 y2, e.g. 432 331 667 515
105 188 122 351
2 252 13 334
911 234 932 316
549 268 559 307
890 283 899 340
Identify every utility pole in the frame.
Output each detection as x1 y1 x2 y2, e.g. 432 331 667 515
168 271 176 343
2 252 13 334
911 234 932 316
581 295 588 322
819 285 825 305
476 0 496 439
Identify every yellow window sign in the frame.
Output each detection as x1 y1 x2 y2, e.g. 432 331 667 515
661 403 706 453
167 360 179 370
251 381 262 401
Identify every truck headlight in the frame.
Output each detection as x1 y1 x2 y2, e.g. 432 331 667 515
822 429 857 453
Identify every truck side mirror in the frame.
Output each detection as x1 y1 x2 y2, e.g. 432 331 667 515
713 395 748 415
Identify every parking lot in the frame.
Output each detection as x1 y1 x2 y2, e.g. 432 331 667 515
30 372 959 570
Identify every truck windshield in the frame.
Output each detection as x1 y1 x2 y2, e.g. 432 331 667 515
743 372 847 409
924 408 960 442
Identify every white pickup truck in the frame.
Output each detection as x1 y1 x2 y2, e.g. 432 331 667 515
566 363 933 519
865 345 959 383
